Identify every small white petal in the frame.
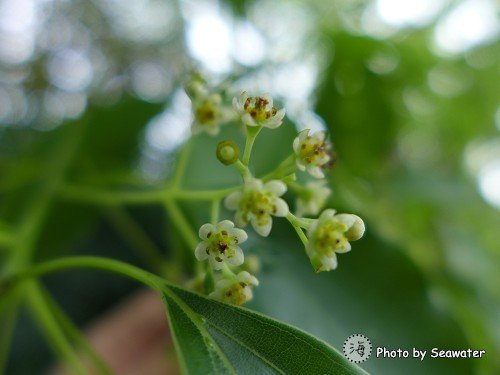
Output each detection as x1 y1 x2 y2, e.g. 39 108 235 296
318 154 330 165
232 228 248 244
293 137 300 153
232 96 241 112
240 286 253 303
306 220 319 238
224 192 242 210
242 113 258 127
298 129 310 142
195 242 209 261
336 214 356 229
308 166 325 179
311 131 326 142
262 117 281 129
217 220 235 231
296 161 306 171
264 180 287 196
238 271 259 286
273 198 289 217
246 178 263 190
345 215 365 241
252 217 272 237
274 108 286 121
322 254 338 270
227 246 244 266
320 209 337 219
336 242 352 254
199 224 215 239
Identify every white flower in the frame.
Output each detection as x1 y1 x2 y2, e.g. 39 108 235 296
224 178 289 237
293 129 332 178
209 271 259 305
195 220 248 270
192 93 232 136
306 209 365 272
296 180 331 216
232 92 286 129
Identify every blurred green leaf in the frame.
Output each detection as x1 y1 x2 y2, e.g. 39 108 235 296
250 227 474 375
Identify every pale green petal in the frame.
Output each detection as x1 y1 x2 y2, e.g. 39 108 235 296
308 165 325 178
199 223 215 239
251 216 272 237
232 228 248 244
226 246 244 266
273 198 289 217
224 191 242 210
195 242 209 261
216 220 235 231
264 180 287 196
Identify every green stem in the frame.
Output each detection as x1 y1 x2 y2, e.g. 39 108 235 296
27 282 87 375
40 287 113 375
164 200 199 250
7 120 86 273
7 257 163 292
288 181 305 193
210 199 220 225
286 213 309 246
1 123 86 373
60 185 238 205
261 154 297 182
0 292 21 374
172 139 192 188
221 263 236 279
60 185 167 205
234 160 251 179
242 126 262 166
280 173 297 184
287 212 313 229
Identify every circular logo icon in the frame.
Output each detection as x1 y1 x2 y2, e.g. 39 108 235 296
343 334 372 363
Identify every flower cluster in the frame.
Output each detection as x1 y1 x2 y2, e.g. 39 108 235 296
186 75 232 135
186 82 365 305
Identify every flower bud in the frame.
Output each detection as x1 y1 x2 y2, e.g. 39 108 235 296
344 214 365 241
216 140 239 166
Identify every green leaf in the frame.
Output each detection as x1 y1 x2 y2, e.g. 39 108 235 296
162 284 366 375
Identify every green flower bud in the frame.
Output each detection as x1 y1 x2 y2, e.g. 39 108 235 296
216 140 239 166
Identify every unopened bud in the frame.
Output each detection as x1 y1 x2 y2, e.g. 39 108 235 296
216 140 239 165
345 215 365 241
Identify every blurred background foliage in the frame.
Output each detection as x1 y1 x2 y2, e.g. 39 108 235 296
0 0 499 374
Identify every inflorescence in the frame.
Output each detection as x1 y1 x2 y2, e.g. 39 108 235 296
186 75 365 305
